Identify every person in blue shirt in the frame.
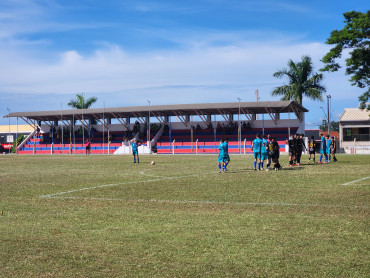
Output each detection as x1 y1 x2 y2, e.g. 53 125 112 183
318 133 327 163
131 138 139 163
326 135 332 163
261 134 268 170
251 133 262 170
218 139 225 173
223 138 230 171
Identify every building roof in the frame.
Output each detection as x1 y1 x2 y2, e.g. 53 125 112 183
4 101 308 123
339 108 370 122
0 125 35 133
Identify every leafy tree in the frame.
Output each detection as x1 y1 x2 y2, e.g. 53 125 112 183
272 55 326 105
68 93 97 109
321 11 370 109
11 134 26 153
319 119 339 132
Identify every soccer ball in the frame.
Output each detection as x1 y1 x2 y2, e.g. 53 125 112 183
151 161 155 165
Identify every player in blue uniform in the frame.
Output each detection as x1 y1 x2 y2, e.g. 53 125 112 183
326 135 332 163
251 133 262 170
261 135 268 171
131 138 139 163
318 133 327 164
223 138 230 171
218 139 225 173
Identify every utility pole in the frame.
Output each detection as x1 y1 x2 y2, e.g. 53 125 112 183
7 107 10 154
147 100 151 153
237 98 241 153
327 95 331 136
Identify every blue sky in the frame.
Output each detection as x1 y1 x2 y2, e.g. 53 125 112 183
0 0 368 127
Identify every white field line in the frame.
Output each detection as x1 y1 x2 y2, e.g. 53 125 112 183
341 176 370 186
43 196 369 209
139 170 162 178
40 171 215 198
40 170 369 210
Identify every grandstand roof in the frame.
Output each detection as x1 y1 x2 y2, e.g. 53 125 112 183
4 101 308 123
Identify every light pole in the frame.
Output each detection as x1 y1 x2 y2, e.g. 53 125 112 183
327 95 331 136
7 107 10 154
237 98 241 153
147 100 151 153
320 106 328 133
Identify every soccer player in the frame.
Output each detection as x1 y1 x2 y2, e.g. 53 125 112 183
218 139 225 173
270 137 282 170
266 136 273 170
266 136 275 171
223 138 230 171
131 138 139 163
286 134 296 166
261 134 268 170
318 133 327 164
251 133 262 170
326 135 332 163
307 136 316 163
296 134 306 165
331 136 338 162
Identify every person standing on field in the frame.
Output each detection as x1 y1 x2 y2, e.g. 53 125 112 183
331 136 338 162
131 138 139 163
318 133 327 164
85 139 91 155
307 136 316 163
251 133 263 170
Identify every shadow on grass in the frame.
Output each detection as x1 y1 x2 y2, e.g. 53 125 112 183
282 167 304 171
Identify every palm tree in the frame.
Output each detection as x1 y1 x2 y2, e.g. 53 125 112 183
272 55 326 105
68 93 97 109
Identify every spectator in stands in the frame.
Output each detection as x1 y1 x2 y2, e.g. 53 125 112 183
217 122 222 132
196 124 201 130
242 122 247 131
36 126 40 137
85 139 91 155
207 122 213 129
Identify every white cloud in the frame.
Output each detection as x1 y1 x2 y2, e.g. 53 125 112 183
0 39 337 97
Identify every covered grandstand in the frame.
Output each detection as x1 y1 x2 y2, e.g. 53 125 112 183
4 100 308 154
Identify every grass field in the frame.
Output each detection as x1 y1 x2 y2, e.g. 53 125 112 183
1 154 369 277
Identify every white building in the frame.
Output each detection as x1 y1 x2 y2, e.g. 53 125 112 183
339 108 370 154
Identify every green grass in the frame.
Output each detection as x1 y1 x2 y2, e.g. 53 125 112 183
1 154 369 277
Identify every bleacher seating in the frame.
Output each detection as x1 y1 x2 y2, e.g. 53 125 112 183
18 132 124 155
156 127 298 154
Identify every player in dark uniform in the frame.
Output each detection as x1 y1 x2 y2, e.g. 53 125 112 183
286 134 296 166
268 137 282 171
295 134 306 165
331 136 338 162
307 136 316 163
266 136 273 170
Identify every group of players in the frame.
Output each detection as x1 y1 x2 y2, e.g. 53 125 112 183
251 134 282 171
217 132 338 172
130 132 337 171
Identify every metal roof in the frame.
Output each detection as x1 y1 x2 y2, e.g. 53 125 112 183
4 101 308 122
339 108 370 122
